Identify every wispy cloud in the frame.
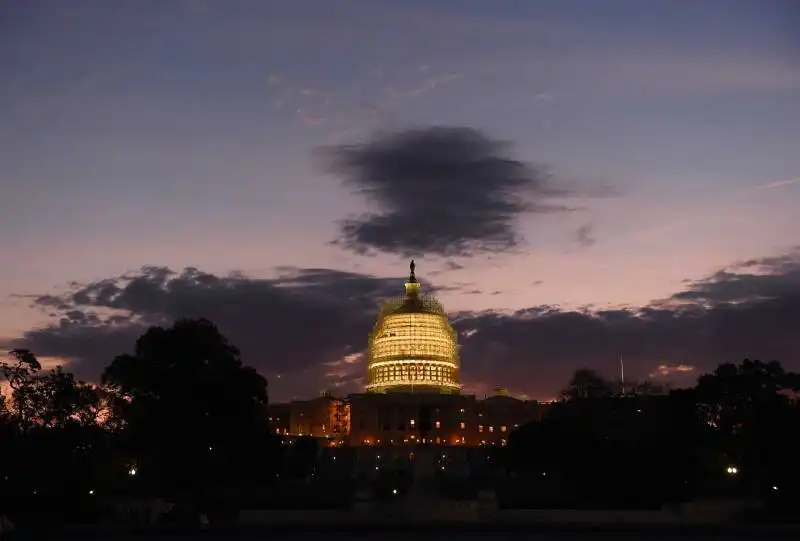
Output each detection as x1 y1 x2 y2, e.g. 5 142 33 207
265 67 464 138
750 177 800 192
650 363 696 378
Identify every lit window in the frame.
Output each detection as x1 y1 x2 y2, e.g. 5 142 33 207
435 421 441 428
501 425 507 432
410 419 415 427
478 425 484 432
460 408 465 413
459 422 465 429
489 426 494 433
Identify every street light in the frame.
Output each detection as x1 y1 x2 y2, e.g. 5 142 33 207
726 466 738 475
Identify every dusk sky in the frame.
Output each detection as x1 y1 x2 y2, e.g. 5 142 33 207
2 0 799 401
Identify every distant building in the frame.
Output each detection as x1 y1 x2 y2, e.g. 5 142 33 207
348 391 477 446
348 388 543 447
267 402 291 436
268 391 349 440
476 390 543 446
269 262 543 447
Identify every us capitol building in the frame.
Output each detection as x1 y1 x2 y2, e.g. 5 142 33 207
268 261 543 447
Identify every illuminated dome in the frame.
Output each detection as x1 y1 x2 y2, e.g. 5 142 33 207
366 261 461 393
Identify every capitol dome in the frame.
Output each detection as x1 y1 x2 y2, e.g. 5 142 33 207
366 261 461 393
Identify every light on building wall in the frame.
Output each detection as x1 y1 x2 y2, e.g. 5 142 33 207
435 421 441 428
459 422 465 429
410 419 415 427
501 426 507 432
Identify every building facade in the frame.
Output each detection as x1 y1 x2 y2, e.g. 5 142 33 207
268 262 544 447
268 391 349 440
347 389 543 447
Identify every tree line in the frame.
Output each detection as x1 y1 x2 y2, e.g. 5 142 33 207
505 360 800 510
0 318 279 528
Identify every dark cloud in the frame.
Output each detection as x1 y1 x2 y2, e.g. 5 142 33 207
425 259 467 277
5 249 800 401
6 266 409 399
323 126 574 257
670 248 800 306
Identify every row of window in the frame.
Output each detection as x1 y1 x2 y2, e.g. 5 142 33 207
377 313 449 329
371 420 510 433
371 342 456 359
369 364 458 385
362 436 465 445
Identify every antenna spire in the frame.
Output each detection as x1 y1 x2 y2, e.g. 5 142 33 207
404 259 421 297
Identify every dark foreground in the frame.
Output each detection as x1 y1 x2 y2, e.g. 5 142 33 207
44 521 800 541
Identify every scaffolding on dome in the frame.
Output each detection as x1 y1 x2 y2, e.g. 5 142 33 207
365 261 461 394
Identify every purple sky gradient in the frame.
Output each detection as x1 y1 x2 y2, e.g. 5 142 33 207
2 0 799 399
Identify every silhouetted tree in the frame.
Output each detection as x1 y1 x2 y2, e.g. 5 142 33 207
561 368 615 400
503 366 700 509
2 349 42 428
0 389 9 421
0 350 108 529
1 351 101 430
695 359 796 434
693 359 800 498
629 379 668 396
101 318 276 521
287 436 319 479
